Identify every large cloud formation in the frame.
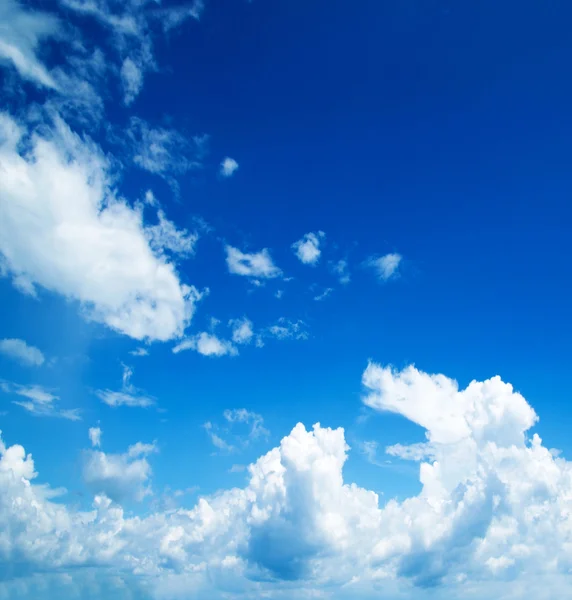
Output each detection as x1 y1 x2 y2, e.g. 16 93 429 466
0 113 200 341
0 363 571 599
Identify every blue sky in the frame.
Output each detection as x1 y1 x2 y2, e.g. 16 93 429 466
1 0 572 598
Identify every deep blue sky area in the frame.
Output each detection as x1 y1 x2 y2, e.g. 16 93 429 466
1 1 572 598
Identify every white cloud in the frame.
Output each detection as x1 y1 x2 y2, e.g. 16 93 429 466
220 157 239 178
3 360 572 599
0 338 45 366
366 253 402 281
229 318 254 345
314 287 333 301
120 57 143 105
173 332 238 357
0 0 60 88
292 231 325 265
225 245 282 278
82 437 157 503
96 364 155 408
223 408 269 441
203 421 235 453
275 289 283 299
1 381 80 420
146 209 199 257
129 347 149 357
88 426 102 448
332 258 350 284
267 318 308 341
0 112 201 342
128 117 205 181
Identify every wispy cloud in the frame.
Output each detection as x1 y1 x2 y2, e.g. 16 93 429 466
204 408 269 454
331 258 351 284
1 381 80 420
314 287 333 301
95 364 155 408
365 252 402 281
267 318 309 341
0 338 45 366
173 332 238 357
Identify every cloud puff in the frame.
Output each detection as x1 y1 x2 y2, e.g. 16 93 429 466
225 246 282 278
220 157 239 177
366 252 402 281
0 112 201 342
88 427 102 448
0 0 60 88
0 338 45 366
172 332 238 357
0 381 80 420
291 231 325 265
229 317 254 345
3 364 572 598
82 435 157 502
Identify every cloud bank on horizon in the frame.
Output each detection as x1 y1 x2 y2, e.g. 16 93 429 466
0 1 569 599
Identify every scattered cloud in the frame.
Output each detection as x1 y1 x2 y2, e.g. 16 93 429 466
127 117 206 179
0 381 80 420
129 347 149 357
0 338 45 366
220 157 239 178
82 434 157 502
225 245 282 278
267 318 309 341
88 426 102 448
145 209 199 257
229 317 254 345
0 112 202 342
223 408 269 441
292 231 325 265
314 287 333 301
275 289 284 299
203 421 235 453
204 409 269 454
172 332 238 357
331 258 351 284
120 57 143 105
96 364 155 408
2 361 572 598
366 252 402 281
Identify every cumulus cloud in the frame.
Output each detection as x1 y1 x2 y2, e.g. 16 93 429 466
366 252 402 281
0 338 45 366
229 317 254 345
0 0 60 88
145 209 199 257
2 361 572 599
82 436 157 502
96 364 155 408
220 157 239 177
0 112 201 342
0 381 80 420
225 245 282 278
172 332 238 357
292 231 325 265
